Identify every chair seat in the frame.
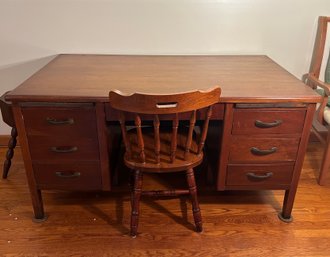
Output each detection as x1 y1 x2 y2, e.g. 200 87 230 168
124 127 203 172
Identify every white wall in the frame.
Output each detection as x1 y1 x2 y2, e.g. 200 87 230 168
1 0 330 134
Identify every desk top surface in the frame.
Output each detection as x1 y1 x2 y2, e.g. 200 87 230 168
7 54 321 103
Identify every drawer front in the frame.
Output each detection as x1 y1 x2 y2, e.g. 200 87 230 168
28 136 99 161
229 137 300 163
226 164 294 186
22 106 97 138
33 162 102 190
232 109 306 134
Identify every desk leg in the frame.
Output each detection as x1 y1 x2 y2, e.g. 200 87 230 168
278 189 295 222
12 105 47 222
278 104 316 223
30 189 47 222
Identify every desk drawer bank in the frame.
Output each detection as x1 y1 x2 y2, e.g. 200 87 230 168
6 54 320 222
12 102 112 220
22 104 102 191
218 103 315 221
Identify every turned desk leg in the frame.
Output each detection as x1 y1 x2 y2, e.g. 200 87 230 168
2 127 17 179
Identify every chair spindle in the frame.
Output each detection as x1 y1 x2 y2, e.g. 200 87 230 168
198 106 213 154
119 111 132 160
153 115 160 164
184 110 196 160
135 114 146 163
170 113 179 162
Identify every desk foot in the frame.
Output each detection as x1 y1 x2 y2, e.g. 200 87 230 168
278 213 293 223
32 215 48 223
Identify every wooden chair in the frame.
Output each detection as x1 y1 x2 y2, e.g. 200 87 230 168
305 16 330 185
109 87 221 237
0 92 17 179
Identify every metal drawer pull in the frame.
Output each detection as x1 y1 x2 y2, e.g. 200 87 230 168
255 119 282 128
250 146 277 155
55 171 81 178
50 146 78 153
246 172 273 180
46 117 74 125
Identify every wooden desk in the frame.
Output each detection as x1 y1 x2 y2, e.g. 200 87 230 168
6 54 321 222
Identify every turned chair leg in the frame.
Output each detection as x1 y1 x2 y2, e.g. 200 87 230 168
186 168 203 232
3 127 17 179
130 169 143 238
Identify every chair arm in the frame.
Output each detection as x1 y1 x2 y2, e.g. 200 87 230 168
306 74 330 125
307 74 330 95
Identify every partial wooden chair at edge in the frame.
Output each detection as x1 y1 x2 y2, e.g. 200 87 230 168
305 16 330 185
0 91 18 179
109 86 221 237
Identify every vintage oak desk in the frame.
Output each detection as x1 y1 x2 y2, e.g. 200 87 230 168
6 54 321 223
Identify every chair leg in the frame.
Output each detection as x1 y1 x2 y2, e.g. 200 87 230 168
319 131 330 185
186 168 203 232
130 169 143 237
3 127 17 179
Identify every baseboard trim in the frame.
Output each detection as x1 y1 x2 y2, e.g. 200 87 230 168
0 135 20 147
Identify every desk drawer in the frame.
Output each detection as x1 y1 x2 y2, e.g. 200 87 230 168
229 136 300 163
22 105 97 138
28 136 99 161
226 164 294 186
33 161 102 190
232 109 305 134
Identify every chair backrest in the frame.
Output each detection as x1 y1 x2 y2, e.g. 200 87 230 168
109 87 221 164
309 16 330 82
305 17 330 125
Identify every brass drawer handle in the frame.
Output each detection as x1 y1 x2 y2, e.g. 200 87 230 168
255 119 282 128
250 146 277 155
46 117 74 125
55 171 81 178
246 172 273 180
50 146 78 153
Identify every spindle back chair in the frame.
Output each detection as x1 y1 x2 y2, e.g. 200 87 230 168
109 86 221 237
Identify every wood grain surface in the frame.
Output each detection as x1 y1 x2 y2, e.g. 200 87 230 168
6 55 321 103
